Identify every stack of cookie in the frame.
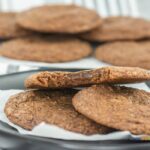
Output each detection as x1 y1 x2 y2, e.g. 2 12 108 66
0 5 101 63
4 66 150 135
80 17 150 69
0 4 150 68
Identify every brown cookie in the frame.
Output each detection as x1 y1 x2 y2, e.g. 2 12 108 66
4 89 112 135
17 5 102 34
25 66 150 89
72 85 150 135
0 12 31 39
80 17 150 42
95 41 150 69
0 35 92 62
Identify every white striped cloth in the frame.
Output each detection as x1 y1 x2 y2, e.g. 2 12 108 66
0 0 139 17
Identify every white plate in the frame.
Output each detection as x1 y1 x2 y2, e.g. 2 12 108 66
0 56 109 69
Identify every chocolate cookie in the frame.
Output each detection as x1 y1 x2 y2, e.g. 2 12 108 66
72 85 150 135
0 35 92 62
4 89 112 135
95 41 150 69
17 5 102 33
0 12 31 39
80 17 150 42
25 66 150 89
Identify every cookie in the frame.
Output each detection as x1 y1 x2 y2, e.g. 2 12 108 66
0 35 92 62
72 85 150 135
0 12 31 39
25 66 150 89
4 89 112 135
95 41 150 69
80 17 150 42
17 5 102 33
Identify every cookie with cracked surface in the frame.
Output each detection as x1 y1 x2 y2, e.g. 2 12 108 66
0 35 92 62
4 89 112 135
80 17 150 42
95 41 150 69
17 5 102 34
25 66 150 89
0 12 31 39
72 85 150 135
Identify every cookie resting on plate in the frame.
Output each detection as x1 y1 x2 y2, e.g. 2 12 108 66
73 85 150 135
4 89 112 135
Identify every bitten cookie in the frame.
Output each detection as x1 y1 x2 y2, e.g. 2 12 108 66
0 12 31 39
80 17 150 42
4 89 112 135
25 66 150 89
17 5 102 33
0 35 92 62
95 41 150 69
72 85 150 135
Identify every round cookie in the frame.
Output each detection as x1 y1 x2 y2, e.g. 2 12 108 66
25 66 150 89
72 85 150 135
0 35 92 63
4 89 112 135
0 12 31 39
95 41 150 69
17 5 102 33
80 17 150 42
